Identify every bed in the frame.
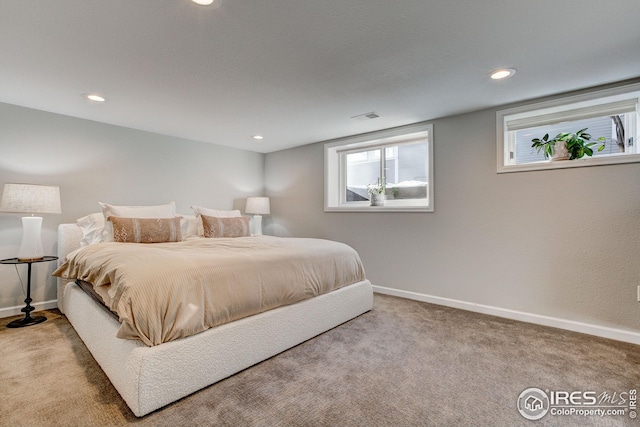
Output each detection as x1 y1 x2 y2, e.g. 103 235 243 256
55 221 373 417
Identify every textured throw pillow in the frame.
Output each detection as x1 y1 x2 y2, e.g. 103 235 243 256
200 214 251 238
99 202 177 242
108 216 182 243
191 206 242 236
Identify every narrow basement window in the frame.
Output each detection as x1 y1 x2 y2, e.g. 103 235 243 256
325 122 433 212
497 83 640 173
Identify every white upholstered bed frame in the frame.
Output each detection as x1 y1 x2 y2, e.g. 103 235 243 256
56 223 373 417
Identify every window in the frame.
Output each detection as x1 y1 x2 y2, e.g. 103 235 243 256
497 83 640 173
325 123 433 212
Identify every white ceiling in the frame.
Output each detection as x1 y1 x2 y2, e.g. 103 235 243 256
1 1 639 153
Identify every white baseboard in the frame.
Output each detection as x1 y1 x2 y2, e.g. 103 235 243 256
372 285 640 345
0 299 58 319
5 290 640 346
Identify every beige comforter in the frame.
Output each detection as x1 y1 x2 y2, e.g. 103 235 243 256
53 236 365 346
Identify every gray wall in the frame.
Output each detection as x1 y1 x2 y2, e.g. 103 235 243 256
264 90 640 335
0 102 264 312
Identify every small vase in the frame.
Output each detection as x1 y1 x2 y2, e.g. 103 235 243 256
370 193 385 206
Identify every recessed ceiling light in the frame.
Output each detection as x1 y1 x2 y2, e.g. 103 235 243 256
252 135 264 140
490 68 516 80
192 0 221 8
85 93 106 102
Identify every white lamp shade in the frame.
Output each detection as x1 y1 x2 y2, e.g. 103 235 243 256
245 197 270 215
0 183 61 214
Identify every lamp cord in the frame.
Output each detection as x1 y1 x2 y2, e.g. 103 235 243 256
14 264 26 296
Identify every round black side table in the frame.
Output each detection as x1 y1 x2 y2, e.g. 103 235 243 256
1 256 58 328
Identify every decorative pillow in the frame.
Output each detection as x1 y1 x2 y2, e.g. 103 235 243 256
76 212 105 247
99 202 177 241
108 216 182 243
200 214 251 238
179 214 200 240
191 206 241 236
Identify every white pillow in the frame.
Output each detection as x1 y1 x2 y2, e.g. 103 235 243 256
190 206 241 218
100 201 177 219
100 202 177 242
191 206 241 236
76 212 105 247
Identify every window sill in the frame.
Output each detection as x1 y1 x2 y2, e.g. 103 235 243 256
325 201 432 212
497 153 640 173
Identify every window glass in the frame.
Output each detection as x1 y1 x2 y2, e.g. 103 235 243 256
345 149 381 202
513 115 632 164
497 84 640 173
385 141 428 201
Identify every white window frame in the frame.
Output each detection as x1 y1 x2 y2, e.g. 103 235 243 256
324 122 434 212
497 83 640 173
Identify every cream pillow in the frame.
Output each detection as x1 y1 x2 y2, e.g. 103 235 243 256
179 214 200 240
190 205 241 217
100 201 177 218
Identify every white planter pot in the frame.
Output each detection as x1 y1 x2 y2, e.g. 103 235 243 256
550 140 570 161
370 193 385 206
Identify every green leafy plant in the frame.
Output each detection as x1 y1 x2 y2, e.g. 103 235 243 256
531 128 606 160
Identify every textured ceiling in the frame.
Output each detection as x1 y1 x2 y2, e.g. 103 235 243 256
1 0 639 153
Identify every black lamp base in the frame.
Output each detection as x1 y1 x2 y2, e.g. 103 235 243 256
6 315 47 328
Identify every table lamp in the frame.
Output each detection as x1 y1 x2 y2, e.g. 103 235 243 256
245 197 270 235
0 183 61 261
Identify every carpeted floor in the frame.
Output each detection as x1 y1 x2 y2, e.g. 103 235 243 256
1 293 639 426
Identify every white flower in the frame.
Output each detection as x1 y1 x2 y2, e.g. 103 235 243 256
367 182 385 195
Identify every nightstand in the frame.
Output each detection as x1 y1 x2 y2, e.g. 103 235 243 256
1 256 58 328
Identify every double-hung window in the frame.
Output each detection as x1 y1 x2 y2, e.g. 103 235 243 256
325 122 433 212
497 83 640 173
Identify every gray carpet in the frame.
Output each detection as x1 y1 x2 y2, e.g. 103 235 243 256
1 294 638 426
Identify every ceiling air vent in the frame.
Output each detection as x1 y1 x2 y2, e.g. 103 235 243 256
351 111 381 121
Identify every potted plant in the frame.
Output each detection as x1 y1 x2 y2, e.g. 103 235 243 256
531 128 605 161
367 179 386 206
